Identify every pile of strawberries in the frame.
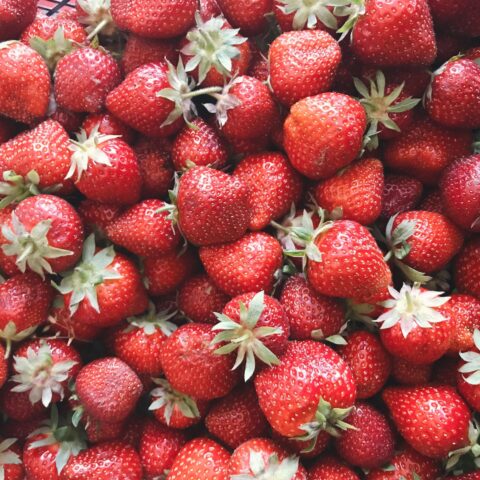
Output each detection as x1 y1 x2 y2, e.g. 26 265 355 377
0 0 479 478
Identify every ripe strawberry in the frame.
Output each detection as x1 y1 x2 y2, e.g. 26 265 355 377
273 0 338 32
61 442 143 480
143 248 197 296
382 385 471 459
172 118 228 171
139 420 187 480
160 322 239 400
77 200 122 238
280 275 345 341
375 284 454 365
309 455 359 480
255 341 356 445
448 294 480 354
426 57 480 129
380 174 423 220
206 385 268 449
177 166 251 246
391 358 432 385
434 32 470 65
48 107 83 135
111 0 196 39
167 438 230 480
247 46 269 82
67 126 142 205
199 232 283 297
0 194 84 277
122 34 179 75
0 438 23 480
229 438 308 479
383 116 472 185
428 0 470 28
284 93 367 180
55 235 148 327
75 357 142 423
217 0 272 36
457 329 480 411
199 0 222 20
0 0 37 41
420 190 445 214
178 273 230 324
0 343 6 389
272 430 330 460
339 331 391 399
314 158 384 225
0 381 47 421
269 30 341 107
441 155 480 232
81 417 125 445
0 41 50 124
81 113 135 145
455 239 480 299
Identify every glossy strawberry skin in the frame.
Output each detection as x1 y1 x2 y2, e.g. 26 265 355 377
217 0 272 36
455 239 480 299
23 433 60 480
309 455 359 480
270 30 341 107
380 174 423 220
0 0 37 41
77 200 123 238
284 93 367 180
448 293 480 354
391 359 432 385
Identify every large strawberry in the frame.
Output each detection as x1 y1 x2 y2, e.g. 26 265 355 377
0 41 50 124
457 329 480 412
0 438 23 480
0 0 37 41
284 93 367 180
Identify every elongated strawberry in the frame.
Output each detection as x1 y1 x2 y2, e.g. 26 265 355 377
457 329 480 412
455 239 480 299
0 438 23 480
380 174 423 220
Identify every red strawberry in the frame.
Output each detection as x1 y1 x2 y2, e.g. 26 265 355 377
111 0 196 39
67 126 142 205
457 329 480 411
0 343 6 389
0 438 23 480
177 166 251 246
254 341 356 446
309 455 359 480
178 273 230 324
272 430 330 460
456 239 480 299
81 113 135 145
382 385 470 459
419 190 445 214
426 57 480 129
77 200 122 238
384 116 472 185
160 322 239 400
0 381 47 421
0 41 50 124
75 357 142 423
167 438 230 480
248 46 269 82
82 417 125 445
314 158 384 225
48 108 83 136
380 174 423 220
139 420 187 480
391 358 432 385
206 385 268 449
199 0 222 20
269 30 341 107
199 232 283 297
217 0 272 36
339 331 391 399
229 438 307 479
284 93 367 180
448 294 480 354
280 274 345 341
0 0 37 41
61 442 142 480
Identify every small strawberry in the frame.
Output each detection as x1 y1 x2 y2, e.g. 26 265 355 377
0 438 23 480
284 92 367 180
455 239 480 299
391 358 432 385
309 455 359 480
448 294 480 354
0 0 37 41
81 113 135 145
457 329 480 412
77 200 122 238
217 0 272 36
380 174 423 220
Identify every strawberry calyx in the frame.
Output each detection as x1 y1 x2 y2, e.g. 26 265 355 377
76 0 116 39
11 341 77 407
276 0 341 31
354 71 420 150
205 76 242 128
124 301 178 336
211 291 282 381
333 0 366 41
297 397 355 452
149 378 201 426
375 283 450 338
459 329 480 386
181 13 247 84
0 438 22 477
446 418 480 472
1 212 74 279
0 322 38 358
53 234 123 315
0 170 41 208
29 27 76 71
231 450 300 480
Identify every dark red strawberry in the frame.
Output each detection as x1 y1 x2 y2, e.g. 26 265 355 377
455 239 480 299
0 437 23 480
77 200 122 238
380 174 423 220
420 190 445 214
0 0 37 41
0 381 47 421
391 358 432 385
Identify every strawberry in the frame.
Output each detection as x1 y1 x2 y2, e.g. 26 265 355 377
446 474 480 480
272 430 330 460
384 116 472 185
0 381 47 421
314 158 384 225
440 155 480 232
382 385 471 459
75 357 142 423
148 377 209 429
269 30 341 107
11 338 80 407
110 0 196 39
77 200 122 238
391 358 432 385
54 234 149 328
2 417 47 443
0 438 23 480
160 322 239 400
81 113 135 145
206 385 268 449
457 329 480 411
284 93 367 180
339 331 391 399
446 0 480 37
428 0 470 29
309 455 359 480
228 438 308 479
212 291 289 380
434 32 470 65
167 438 230 480
172 118 228 172
380 174 423 220
248 46 269 82
139 420 187 480
0 0 37 41
375 283 454 364
419 190 445 214
178 273 230 324
61 442 143 480
0 41 50 124
0 194 84 277
0 343 6 389
426 57 480 129
448 294 480 354
217 0 272 36
67 126 142 205
279 274 345 341
122 34 179 75
199 232 283 297
48 107 83 136
176 166 251 246
456 239 480 300
199 0 222 20
81 417 125 445
254 341 356 446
